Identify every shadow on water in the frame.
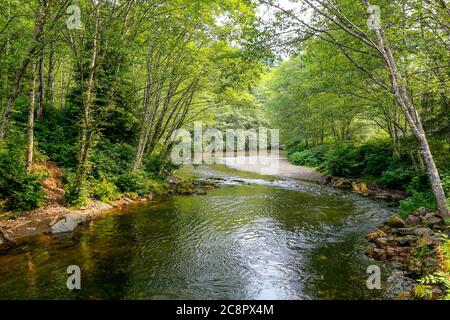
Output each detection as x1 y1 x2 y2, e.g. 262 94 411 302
0 163 396 299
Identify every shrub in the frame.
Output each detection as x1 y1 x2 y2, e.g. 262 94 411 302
320 144 363 177
441 171 450 198
287 143 306 155
399 190 436 217
380 167 417 190
289 150 321 167
116 172 150 195
143 154 179 178
360 141 395 177
63 171 90 208
0 145 45 211
91 141 136 179
89 178 120 202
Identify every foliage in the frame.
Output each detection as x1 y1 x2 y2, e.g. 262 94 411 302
0 144 45 211
414 235 450 300
63 171 90 208
89 179 120 203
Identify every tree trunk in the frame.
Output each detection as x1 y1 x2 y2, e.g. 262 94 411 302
46 44 55 103
37 48 45 121
362 0 449 218
27 61 37 174
74 7 101 197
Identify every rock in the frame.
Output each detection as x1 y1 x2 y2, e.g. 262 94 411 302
405 215 420 226
386 215 407 228
331 177 353 190
166 175 180 184
414 227 434 237
414 207 429 217
407 256 422 276
395 228 416 235
373 248 387 260
50 213 90 234
366 229 387 242
395 235 417 246
414 236 433 249
421 212 443 226
375 237 389 248
395 292 411 300
386 270 416 300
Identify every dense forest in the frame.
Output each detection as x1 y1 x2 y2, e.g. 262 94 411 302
0 0 449 301
0 0 268 210
259 0 449 218
1 0 448 215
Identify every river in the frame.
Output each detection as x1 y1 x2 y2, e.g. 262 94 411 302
0 153 396 299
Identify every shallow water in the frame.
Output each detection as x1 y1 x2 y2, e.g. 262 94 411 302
0 161 396 300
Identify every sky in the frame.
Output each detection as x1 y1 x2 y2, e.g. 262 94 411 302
257 0 311 23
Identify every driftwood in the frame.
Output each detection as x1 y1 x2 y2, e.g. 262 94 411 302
0 226 18 245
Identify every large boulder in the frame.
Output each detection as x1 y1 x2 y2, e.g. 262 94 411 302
50 213 90 234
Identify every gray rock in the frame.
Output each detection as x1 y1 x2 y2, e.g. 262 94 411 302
414 207 429 216
422 212 442 226
395 228 416 235
386 270 416 300
50 213 90 234
414 227 434 237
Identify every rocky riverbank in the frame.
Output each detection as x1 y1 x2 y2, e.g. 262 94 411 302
365 208 449 300
0 177 218 250
327 176 406 202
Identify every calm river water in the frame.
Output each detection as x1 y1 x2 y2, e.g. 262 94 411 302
0 155 396 299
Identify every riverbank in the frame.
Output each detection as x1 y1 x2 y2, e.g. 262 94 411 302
327 176 406 202
0 176 218 249
365 209 450 300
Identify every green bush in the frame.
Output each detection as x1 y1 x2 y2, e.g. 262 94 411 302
287 143 306 155
89 178 120 202
399 190 436 217
0 145 45 211
63 171 90 208
441 171 450 198
380 167 417 190
359 140 395 177
320 144 363 177
91 141 136 179
143 154 179 178
116 172 150 195
289 150 321 167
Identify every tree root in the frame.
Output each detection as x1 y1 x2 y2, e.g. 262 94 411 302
0 226 18 245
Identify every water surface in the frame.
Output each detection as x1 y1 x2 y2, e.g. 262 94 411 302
0 160 395 299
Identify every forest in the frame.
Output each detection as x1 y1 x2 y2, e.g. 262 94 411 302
0 0 449 301
0 0 268 210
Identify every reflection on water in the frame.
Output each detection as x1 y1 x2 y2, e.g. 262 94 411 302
0 163 395 300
